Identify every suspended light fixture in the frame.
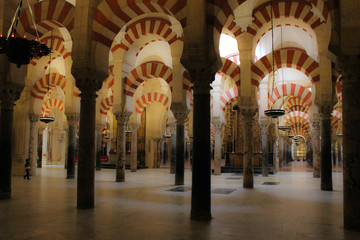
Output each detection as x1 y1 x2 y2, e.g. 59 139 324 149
0 0 50 67
278 125 291 131
39 31 55 124
264 0 285 118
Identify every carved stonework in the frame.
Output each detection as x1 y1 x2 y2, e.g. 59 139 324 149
319 104 333 120
171 102 189 124
66 114 79 126
73 68 106 96
0 83 24 109
115 112 131 126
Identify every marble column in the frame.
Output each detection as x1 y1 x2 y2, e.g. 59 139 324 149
75 72 103 209
37 127 45 168
212 120 222 175
241 107 257 188
311 120 321 178
128 123 140 172
320 104 333 191
28 114 39 176
0 83 23 199
260 122 269 177
114 112 130 182
172 107 188 185
95 124 103 171
191 76 213 220
341 55 360 230
66 114 79 179
169 123 176 174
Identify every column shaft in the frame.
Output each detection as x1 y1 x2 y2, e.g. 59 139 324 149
242 109 256 188
95 125 103 171
130 129 138 172
170 134 176 174
260 123 269 177
191 88 211 220
0 102 14 199
213 122 222 175
67 116 78 179
342 56 360 231
77 92 96 209
29 115 39 176
175 123 185 185
312 121 321 178
320 107 333 191
115 113 129 182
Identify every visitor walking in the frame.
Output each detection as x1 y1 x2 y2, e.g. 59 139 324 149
23 159 30 180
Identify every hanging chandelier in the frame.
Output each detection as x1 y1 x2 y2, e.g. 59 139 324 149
278 125 291 131
264 0 285 118
39 31 55 124
0 0 50 68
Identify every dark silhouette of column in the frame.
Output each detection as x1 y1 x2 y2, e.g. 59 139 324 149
172 105 188 185
128 123 139 172
95 123 103 171
75 70 103 209
0 83 23 199
320 104 333 191
311 119 321 178
241 107 257 188
342 55 360 231
66 114 79 179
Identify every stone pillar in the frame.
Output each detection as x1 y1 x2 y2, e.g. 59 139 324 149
66 114 79 179
311 119 321 178
260 122 269 177
0 83 23 199
341 55 360 230
75 72 103 209
172 106 188 185
169 123 176 174
114 112 130 182
95 123 103 171
241 107 257 188
320 104 333 191
212 119 222 175
128 123 140 172
28 114 39 176
191 75 213 220
37 127 45 168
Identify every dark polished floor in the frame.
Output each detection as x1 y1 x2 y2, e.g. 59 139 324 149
0 165 359 240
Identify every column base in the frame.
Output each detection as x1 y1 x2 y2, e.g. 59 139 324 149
321 183 333 191
0 189 11 200
116 178 125 182
190 210 212 221
175 180 184 186
131 169 137 172
66 175 75 179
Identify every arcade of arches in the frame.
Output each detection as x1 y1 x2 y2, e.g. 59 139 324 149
1 0 360 234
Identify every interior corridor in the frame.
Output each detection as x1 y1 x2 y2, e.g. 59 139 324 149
0 167 359 240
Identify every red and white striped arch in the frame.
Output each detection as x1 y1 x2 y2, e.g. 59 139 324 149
93 0 186 48
252 48 319 86
268 83 312 108
218 58 241 87
220 87 239 111
17 0 75 38
332 109 342 121
111 18 183 53
135 92 169 114
210 124 215 140
284 97 310 113
31 73 66 100
41 99 64 116
29 36 71 66
100 95 114 116
125 61 173 97
283 111 310 126
228 1 325 38
290 124 310 138
183 70 192 92
211 0 329 34
331 116 339 129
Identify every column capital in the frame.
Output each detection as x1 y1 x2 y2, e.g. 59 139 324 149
337 54 360 79
0 83 24 109
128 122 140 131
171 102 189 124
29 114 39 123
73 68 106 96
319 103 333 120
66 113 79 125
114 111 131 125
240 106 257 122
259 123 269 135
